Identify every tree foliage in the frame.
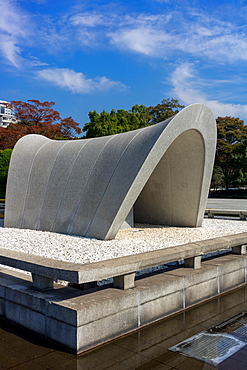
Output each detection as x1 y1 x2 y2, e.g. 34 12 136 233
0 149 12 197
211 166 224 191
83 105 149 138
215 116 247 189
0 100 82 150
146 98 184 124
83 99 184 138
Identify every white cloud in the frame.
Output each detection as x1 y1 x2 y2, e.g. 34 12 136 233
0 0 27 36
109 27 171 55
71 13 104 27
3 3 247 67
0 37 22 68
70 11 172 50
106 10 247 63
27 57 49 67
0 0 31 67
171 63 247 119
176 30 247 63
2 1 247 69
36 68 126 93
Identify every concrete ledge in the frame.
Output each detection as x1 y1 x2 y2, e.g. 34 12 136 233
0 233 246 290
0 253 247 353
205 208 247 220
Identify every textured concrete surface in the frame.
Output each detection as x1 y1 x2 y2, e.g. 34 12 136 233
4 103 216 240
0 253 246 353
0 233 246 288
0 285 247 369
206 209 247 218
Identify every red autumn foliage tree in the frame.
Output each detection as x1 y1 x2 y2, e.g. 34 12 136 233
0 100 82 150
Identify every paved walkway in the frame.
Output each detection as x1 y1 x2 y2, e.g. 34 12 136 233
207 198 247 210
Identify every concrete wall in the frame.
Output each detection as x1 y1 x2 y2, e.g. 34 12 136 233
0 253 246 354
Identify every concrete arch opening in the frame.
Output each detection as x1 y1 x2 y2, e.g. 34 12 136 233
134 129 205 227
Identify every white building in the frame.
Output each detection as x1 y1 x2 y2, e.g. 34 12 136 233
0 100 16 127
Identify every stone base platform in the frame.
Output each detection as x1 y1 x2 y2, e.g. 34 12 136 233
0 253 247 354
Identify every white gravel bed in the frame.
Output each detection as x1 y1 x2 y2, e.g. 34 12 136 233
0 219 247 264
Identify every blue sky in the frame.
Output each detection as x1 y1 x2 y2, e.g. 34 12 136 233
1 0 247 130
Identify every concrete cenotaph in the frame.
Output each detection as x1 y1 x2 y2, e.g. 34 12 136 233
4 103 216 239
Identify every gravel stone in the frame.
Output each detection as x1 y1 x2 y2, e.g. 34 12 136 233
0 219 247 264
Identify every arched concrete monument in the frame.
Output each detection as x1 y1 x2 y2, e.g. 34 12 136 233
4 103 217 240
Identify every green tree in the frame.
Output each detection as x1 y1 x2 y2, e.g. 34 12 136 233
83 99 184 138
146 98 184 124
0 149 12 197
83 105 148 138
215 117 247 189
211 166 224 191
234 145 247 186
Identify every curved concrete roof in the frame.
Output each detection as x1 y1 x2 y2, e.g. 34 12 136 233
4 103 216 240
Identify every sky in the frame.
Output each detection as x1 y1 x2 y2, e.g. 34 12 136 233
1 0 247 131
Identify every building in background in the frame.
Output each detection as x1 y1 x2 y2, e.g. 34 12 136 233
0 100 16 127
